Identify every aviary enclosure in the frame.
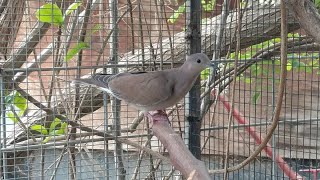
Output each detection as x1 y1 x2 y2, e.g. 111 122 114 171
0 0 320 179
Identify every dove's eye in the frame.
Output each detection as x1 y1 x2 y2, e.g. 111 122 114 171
197 59 201 63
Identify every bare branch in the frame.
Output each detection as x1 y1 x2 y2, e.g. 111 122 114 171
146 111 211 180
285 0 320 43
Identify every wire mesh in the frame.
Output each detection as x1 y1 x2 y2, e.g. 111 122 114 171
0 0 320 179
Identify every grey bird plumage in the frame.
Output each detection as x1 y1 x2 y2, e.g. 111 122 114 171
73 53 215 111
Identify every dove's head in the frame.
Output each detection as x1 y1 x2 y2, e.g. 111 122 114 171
183 53 215 72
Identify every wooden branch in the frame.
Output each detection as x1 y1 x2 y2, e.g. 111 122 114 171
3 22 50 69
0 0 25 56
1 0 101 71
285 0 320 43
147 111 211 180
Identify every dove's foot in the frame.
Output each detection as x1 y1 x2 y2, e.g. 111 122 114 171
145 110 171 127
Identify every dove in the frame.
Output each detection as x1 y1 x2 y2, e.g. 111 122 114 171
73 53 215 111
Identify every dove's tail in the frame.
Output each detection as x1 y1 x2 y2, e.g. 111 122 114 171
72 74 113 93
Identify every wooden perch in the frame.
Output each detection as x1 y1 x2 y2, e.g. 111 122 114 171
146 111 211 180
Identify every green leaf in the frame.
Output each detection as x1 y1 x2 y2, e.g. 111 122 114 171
50 123 67 136
305 67 312 73
35 3 63 26
230 52 235 59
295 61 312 73
13 92 27 111
316 0 320 9
201 18 210 24
287 33 300 38
42 136 52 144
254 43 263 49
201 68 210 80
250 64 261 75
262 69 269 76
50 129 64 136
31 124 48 135
274 67 281 74
61 122 67 129
274 60 281 65
5 91 27 112
66 42 90 61
201 0 215 12
65 2 82 16
50 121 67 136
290 60 308 71
240 1 247 9
168 3 186 23
5 94 14 104
91 24 102 34
240 52 252 59
311 60 319 69
244 77 251 84
49 118 62 133
286 62 292 71
7 111 18 123
273 37 281 43
252 92 261 104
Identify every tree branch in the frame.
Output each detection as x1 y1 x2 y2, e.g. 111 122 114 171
285 0 320 43
146 111 211 180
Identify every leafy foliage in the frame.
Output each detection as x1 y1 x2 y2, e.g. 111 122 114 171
229 33 319 104
252 92 261 104
168 0 216 23
12 92 27 111
30 124 48 135
174 14 316 103
36 2 82 26
6 111 18 124
91 24 103 34
316 0 320 9
4 91 67 141
66 42 90 62
5 91 27 123
31 118 68 143
201 0 215 12
35 2 95 61
65 2 82 16
168 2 186 24
49 118 67 135
35 3 63 26
201 68 210 80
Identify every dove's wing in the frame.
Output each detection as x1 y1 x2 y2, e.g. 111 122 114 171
107 71 175 107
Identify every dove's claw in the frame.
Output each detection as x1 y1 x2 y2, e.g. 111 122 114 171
145 110 171 127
